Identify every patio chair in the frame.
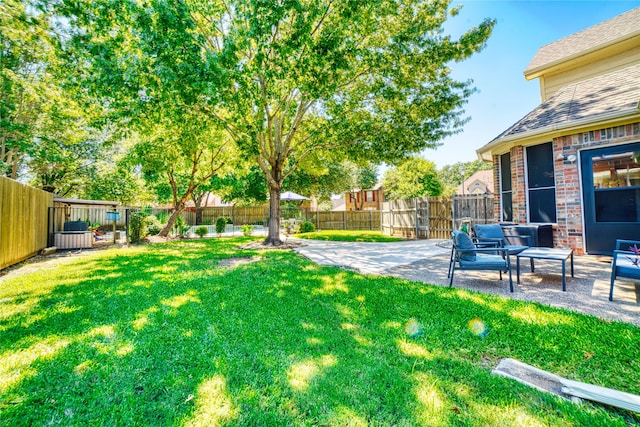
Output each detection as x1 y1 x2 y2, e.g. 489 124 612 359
473 223 534 271
609 239 640 301
449 230 513 292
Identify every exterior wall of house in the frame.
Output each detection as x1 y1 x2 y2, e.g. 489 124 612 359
493 122 640 255
344 189 385 211
541 44 640 100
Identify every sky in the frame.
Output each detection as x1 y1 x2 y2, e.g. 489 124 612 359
425 0 640 168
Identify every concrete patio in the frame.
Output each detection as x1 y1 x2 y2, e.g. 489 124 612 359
292 238 640 327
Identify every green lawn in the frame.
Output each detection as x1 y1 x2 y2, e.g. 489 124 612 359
294 229 405 242
1 238 639 426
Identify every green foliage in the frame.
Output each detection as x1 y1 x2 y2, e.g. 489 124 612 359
241 224 254 237
383 156 443 200
173 215 190 238
1 239 637 425
297 221 316 234
145 215 163 236
128 211 148 243
194 226 209 238
215 217 228 235
57 0 495 243
438 160 493 196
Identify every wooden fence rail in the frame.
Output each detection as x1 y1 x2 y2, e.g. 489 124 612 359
1 177 54 270
382 195 495 239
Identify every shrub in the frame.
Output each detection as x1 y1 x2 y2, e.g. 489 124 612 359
298 221 315 233
195 226 209 238
241 224 254 237
215 217 228 235
129 211 149 243
146 215 163 235
173 215 185 237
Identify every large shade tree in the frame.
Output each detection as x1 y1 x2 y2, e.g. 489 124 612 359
56 0 494 245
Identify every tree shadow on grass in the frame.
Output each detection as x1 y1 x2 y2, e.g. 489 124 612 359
1 239 639 426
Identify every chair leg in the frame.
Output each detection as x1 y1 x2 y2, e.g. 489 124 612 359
499 270 502 280
508 267 513 292
447 246 455 278
449 265 455 287
609 274 616 301
530 258 534 272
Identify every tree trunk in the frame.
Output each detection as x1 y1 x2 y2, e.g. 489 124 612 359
264 185 283 246
159 207 184 237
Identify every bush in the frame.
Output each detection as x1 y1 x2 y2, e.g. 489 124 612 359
241 224 254 237
298 221 315 234
129 211 149 243
195 226 209 238
215 217 228 235
146 215 164 235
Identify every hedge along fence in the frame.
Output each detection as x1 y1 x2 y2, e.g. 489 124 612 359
0 176 54 270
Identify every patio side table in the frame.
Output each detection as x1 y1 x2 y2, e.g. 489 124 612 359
516 248 574 291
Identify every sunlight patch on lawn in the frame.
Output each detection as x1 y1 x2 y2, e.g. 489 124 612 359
184 375 237 426
87 325 135 356
509 305 575 326
313 273 350 295
413 372 447 426
306 337 323 346
161 291 201 308
468 401 549 426
133 307 159 330
287 355 337 391
0 297 40 323
324 405 368 426
0 336 71 394
397 340 435 360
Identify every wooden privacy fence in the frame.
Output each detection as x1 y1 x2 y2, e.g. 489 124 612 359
381 195 495 239
1 177 54 270
452 194 495 229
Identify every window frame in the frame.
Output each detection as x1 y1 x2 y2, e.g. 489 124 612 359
525 142 557 223
499 152 513 222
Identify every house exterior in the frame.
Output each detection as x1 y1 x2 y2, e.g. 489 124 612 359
457 170 494 195
344 183 385 211
476 7 640 255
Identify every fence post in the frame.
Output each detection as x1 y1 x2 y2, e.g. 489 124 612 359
414 198 418 238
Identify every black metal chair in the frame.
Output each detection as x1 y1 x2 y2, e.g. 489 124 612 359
609 239 640 301
449 230 514 292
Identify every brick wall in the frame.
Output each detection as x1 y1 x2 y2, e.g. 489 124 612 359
492 122 640 255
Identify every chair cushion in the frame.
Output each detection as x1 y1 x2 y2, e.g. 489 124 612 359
459 254 507 270
453 230 476 261
614 254 640 280
474 223 504 240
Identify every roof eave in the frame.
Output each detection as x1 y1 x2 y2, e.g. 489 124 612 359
524 31 640 80
476 108 640 161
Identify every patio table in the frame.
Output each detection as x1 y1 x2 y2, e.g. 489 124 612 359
516 247 574 291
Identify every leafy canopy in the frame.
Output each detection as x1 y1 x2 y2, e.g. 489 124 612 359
55 0 494 243
383 156 442 199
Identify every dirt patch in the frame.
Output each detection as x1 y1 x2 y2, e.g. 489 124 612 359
238 240 306 250
218 256 263 269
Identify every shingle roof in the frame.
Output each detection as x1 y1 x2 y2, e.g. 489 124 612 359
491 63 640 142
525 7 640 74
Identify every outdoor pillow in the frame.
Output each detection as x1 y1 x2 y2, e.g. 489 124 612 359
474 223 504 240
453 230 476 262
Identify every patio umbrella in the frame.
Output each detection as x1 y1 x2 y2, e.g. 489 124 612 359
280 191 310 201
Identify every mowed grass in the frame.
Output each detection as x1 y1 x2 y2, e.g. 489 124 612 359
1 238 639 426
294 229 404 242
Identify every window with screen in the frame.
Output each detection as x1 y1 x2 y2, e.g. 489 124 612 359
499 152 512 222
592 150 640 222
526 142 556 223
